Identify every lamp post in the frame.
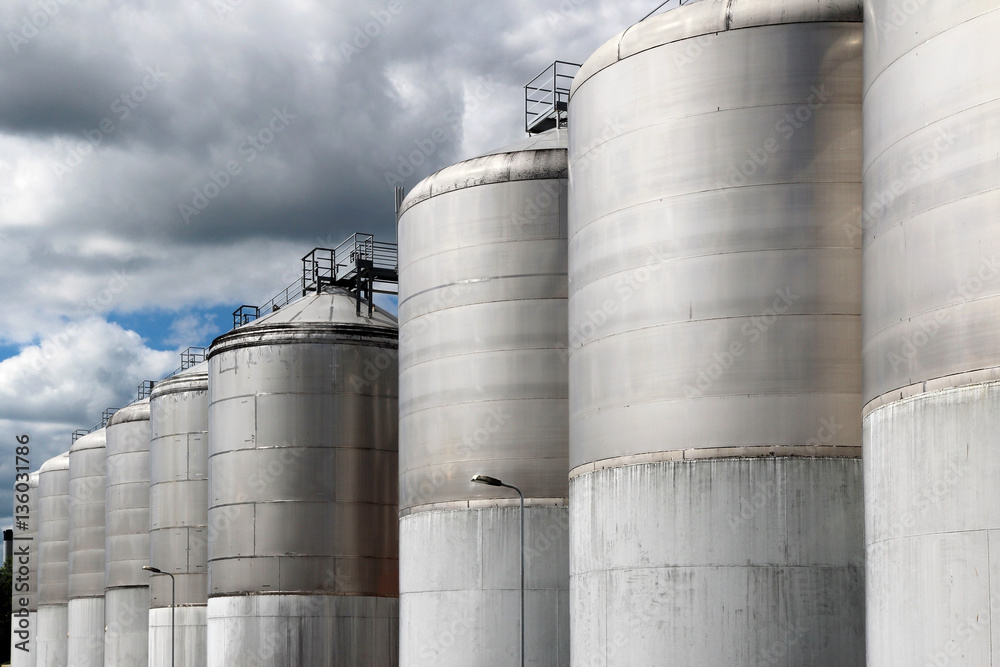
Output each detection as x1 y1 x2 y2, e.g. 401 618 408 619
142 565 175 667
471 474 524 667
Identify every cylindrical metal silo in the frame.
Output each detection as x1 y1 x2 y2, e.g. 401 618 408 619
396 128 569 666
206 288 398 666
37 452 71 667
10 471 39 667
104 400 151 667
148 362 209 667
567 1 864 664
68 429 107 667
862 3 1000 664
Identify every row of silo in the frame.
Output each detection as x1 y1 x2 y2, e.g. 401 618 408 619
21 266 401 666
16 2 994 665
396 0 866 665
32 362 211 667
12 2 868 665
29 409 153 667
397 1 1000 665
27 402 170 667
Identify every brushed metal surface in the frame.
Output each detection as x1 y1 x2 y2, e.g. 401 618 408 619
398 130 567 216
27 471 40 611
37 452 70 607
567 2 863 664
68 429 106 601
105 400 151 591
572 0 863 97
149 362 209 613
398 129 569 511
207 289 398 600
14 471 40 608
862 1 1000 404
569 17 862 466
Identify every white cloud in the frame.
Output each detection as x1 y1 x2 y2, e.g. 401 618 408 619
0 317 175 424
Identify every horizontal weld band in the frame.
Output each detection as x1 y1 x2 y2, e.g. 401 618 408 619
400 497 568 518
569 445 862 480
863 368 1000 418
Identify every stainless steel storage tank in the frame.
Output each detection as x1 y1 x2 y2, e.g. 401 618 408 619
68 429 107 667
862 2 1000 664
148 362 208 667
396 128 569 666
206 288 398 666
10 471 39 667
567 1 864 664
37 452 70 667
104 400 151 667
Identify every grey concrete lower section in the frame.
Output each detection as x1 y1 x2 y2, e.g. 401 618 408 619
865 381 1000 666
399 506 570 667
206 595 398 667
10 610 35 667
37 604 68 667
570 458 864 667
104 587 149 667
149 606 206 667
68 597 104 667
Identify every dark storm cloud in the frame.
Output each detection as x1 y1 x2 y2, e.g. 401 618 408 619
20 1 479 250
4 0 655 260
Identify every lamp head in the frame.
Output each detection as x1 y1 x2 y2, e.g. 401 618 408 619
142 565 163 574
471 474 503 487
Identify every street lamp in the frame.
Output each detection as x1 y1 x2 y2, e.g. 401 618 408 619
142 565 175 667
471 474 525 667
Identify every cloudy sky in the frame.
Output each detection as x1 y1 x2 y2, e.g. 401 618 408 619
0 0 665 526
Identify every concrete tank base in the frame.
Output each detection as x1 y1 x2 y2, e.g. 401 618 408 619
569 457 864 666
206 594 398 666
37 604 68 666
149 606 206 667
399 506 570 667
865 381 1000 666
104 587 149 666
10 610 35 667
68 597 105 667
